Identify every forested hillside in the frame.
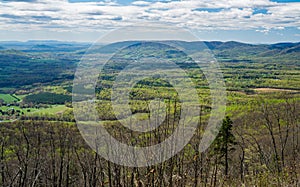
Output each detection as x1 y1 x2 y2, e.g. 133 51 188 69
0 40 299 186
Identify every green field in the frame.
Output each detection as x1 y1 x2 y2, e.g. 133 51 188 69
0 94 20 103
30 105 67 114
0 105 67 115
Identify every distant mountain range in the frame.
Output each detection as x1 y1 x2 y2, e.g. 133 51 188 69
0 40 299 57
90 40 300 61
0 40 91 52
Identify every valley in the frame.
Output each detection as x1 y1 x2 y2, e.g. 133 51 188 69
0 40 299 186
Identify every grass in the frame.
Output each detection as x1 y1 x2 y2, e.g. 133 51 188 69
0 94 20 103
15 94 29 100
0 105 67 115
30 105 67 114
0 105 38 113
0 106 35 114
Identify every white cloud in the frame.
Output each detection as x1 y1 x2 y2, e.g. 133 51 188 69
255 28 270 34
131 1 151 6
0 0 299 33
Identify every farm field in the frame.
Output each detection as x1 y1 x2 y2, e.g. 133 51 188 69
0 104 67 115
0 93 20 103
29 105 67 114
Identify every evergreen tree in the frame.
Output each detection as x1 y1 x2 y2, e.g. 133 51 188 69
212 116 236 176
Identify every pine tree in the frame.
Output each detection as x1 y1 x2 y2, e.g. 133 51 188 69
212 116 236 176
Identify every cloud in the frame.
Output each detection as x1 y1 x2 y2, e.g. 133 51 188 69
131 1 151 6
0 0 299 33
255 28 270 34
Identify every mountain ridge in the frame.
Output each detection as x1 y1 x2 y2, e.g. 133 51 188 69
0 40 299 56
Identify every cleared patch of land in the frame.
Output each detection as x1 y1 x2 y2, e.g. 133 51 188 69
30 105 67 115
0 94 20 103
0 105 67 115
254 88 299 93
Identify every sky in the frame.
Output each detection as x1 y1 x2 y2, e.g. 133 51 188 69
0 0 299 43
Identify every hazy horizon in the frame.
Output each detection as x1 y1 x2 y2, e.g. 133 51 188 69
0 39 299 45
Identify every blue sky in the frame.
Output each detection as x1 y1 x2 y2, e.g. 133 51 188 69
0 0 299 43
